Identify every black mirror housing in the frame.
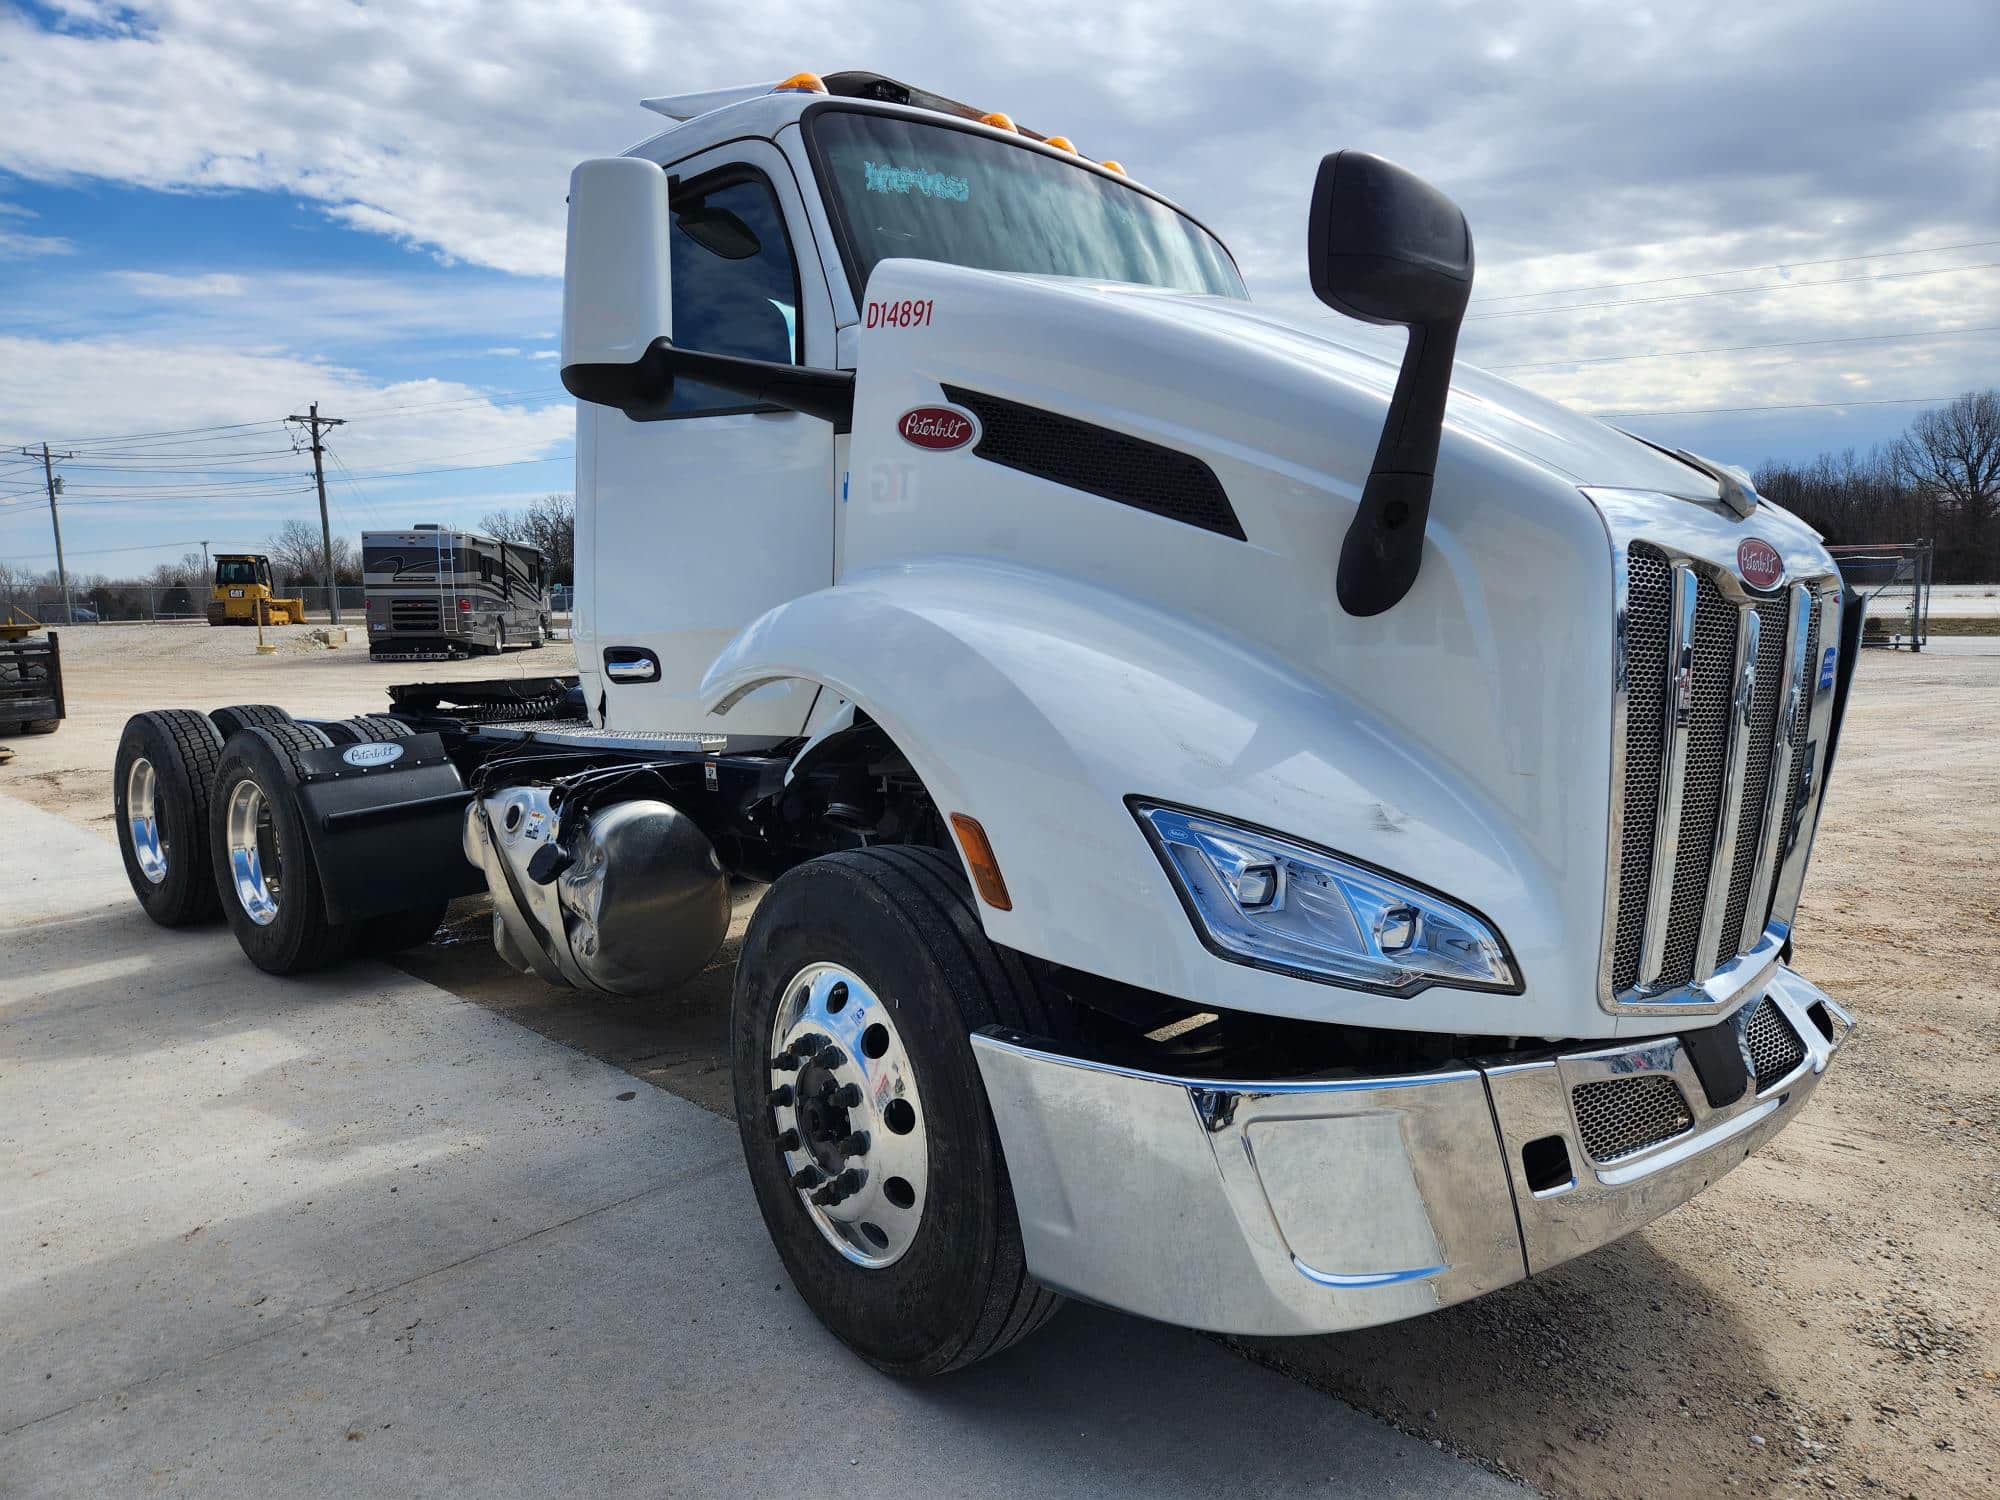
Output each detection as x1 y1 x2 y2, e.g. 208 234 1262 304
1308 151 1475 617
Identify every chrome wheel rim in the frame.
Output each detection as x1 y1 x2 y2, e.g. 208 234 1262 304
225 780 282 926
126 756 167 885
769 962 927 1269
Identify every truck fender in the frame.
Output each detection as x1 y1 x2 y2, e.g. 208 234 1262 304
701 560 1554 1029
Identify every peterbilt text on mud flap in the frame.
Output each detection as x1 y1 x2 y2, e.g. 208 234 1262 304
110 70 1859 1376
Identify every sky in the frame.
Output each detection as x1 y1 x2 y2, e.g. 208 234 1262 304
0 0 1995 580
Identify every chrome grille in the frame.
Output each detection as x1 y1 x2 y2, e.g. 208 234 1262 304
1745 997 1806 1090
1612 547 1672 991
1571 1074 1695 1162
1657 574 1737 987
1610 544 1834 1004
1719 598 1789 953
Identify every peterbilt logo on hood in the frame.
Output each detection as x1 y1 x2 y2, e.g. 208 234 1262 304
896 406 977 451
1737 538 1785 590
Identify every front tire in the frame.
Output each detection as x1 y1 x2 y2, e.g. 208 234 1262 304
732 846 1066 1376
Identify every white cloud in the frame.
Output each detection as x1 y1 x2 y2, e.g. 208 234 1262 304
0 227 73 257
112 271 247 297
0 0 1992 467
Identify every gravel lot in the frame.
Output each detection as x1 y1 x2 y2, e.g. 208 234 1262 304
5 622 1995 1498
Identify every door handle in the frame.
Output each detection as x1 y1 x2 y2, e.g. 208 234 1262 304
603 646 661 684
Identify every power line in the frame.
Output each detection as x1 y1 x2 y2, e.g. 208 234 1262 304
1488 323 2000 373
5 537 205 562
1471 237 2000 305
1464 260 2000 321
1602 394 1959 418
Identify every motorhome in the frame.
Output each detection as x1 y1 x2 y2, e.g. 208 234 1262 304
361 526 550 659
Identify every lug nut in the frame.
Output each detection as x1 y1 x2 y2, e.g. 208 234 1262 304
776 1128 800 1151
771 1051 803 1072
768 1084 794 1108
790 1164 824 1190
811 1183 846 1207
837 1131 870 1158
836 1168 864 1194
815 1046 847 1070
831 1082 863 1109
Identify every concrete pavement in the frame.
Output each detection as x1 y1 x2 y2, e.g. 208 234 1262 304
0 793 1525 1498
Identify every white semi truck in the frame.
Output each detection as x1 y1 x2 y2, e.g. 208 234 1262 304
110 71 1860 1376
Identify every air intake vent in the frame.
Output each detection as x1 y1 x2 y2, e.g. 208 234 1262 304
1745 997 1807 1091
942 385 1245 541
1571 1074 1695 1163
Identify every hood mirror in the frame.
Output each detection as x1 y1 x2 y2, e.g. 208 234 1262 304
1309 150 1474 617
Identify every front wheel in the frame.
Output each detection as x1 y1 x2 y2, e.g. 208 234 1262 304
732 846 1066 1376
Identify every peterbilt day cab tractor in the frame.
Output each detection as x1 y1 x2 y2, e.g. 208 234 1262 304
110 70 1861 1376
206 553 306 626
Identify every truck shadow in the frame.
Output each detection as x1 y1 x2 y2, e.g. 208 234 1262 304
1226 1233 1783 1495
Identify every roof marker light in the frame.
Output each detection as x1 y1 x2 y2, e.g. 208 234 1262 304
1099 160 1127 176
772 72 828 95
978 111 1019 132
1044 135 1077 153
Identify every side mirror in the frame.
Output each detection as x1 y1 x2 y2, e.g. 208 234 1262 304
561 157 675 416
559 154 855 429
1308 151 1474 617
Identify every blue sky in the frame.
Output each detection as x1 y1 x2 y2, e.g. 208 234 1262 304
1 0 1995 580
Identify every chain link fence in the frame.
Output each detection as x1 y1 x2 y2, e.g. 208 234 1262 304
1 580 575 629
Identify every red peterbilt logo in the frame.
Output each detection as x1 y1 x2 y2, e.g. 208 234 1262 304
896 406 976 451
1737 538 1785 590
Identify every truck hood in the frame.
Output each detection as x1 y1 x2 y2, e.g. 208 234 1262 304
1009 275 1723 501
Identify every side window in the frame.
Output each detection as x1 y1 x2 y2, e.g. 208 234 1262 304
668 171 801 416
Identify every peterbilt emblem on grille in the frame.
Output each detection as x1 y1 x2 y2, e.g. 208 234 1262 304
896 406 977 451
1736 538 1784 590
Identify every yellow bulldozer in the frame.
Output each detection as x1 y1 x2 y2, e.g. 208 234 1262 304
205 554 306 626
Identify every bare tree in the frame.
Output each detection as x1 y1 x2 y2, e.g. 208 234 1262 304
1891 389 2000 564
265 520 357 585
521 493 575 585
479 509 526 542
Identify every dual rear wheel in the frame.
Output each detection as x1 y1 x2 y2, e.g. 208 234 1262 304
113 709 443 966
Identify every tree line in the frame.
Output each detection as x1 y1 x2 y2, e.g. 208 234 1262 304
1752 389 1999 582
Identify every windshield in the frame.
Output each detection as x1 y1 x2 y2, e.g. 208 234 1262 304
215 560 259 586
809 110 1245 299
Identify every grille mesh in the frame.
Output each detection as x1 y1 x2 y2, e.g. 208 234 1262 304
1656 574 1740 988
942 385 1246 541
1719 597 1789 954
1745 997 1807 1090
391 599 441 631
1612 546 1673 991
1572 1074 1695 1162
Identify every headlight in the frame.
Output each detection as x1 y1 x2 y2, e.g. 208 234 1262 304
1131 802 1519 997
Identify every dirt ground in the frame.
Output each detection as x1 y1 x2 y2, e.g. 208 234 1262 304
5 622 1996 1499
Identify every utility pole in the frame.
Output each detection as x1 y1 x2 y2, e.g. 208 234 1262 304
287 402 346 623
200 540 210 573
31 443 76 625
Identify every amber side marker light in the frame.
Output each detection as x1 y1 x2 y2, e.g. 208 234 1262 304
1043 135 1077 153
950 813 1013 911
1099 160 1127 176
978 111 1019 132
772 72 828 94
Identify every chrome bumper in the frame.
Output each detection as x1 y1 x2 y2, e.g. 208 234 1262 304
970 966 1850 1336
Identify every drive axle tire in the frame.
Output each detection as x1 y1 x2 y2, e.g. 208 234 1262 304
208 722 353 974
209 703 293 740
732 845 1067 1377
113 709 226 926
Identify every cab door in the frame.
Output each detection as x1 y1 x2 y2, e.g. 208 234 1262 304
578 138 837 738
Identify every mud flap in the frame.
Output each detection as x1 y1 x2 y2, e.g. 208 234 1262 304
286 732 483 922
